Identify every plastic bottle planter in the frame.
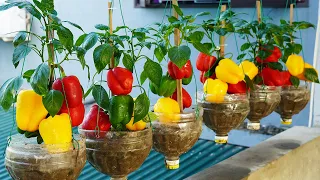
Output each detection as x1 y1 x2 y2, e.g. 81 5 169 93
247 85 281 130
275 84 310 125
78 127 152 180
197 92 250 144
5 134 86 180
152 108 203 170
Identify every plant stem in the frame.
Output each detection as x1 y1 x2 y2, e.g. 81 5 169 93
45 16 55 88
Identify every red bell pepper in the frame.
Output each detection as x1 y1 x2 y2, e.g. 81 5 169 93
107 67 133 95
171 88 192 109
196 52 217 71
81 104 111 131
260 67 292 86
59 103 85 127
200 71 216 84
168 60 192 79
256 46 282 63
227 81 247 94
52 75 83 109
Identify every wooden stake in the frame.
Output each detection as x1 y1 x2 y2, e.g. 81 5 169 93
109 1 115 69
219 5 226 58
290 3 294 26
256 1 261 23
172 0 183 112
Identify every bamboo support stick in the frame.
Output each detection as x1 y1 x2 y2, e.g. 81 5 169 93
219 5 226 58
290 3 294 26
109 1 115 69
172 0 183 112
256 1 261 23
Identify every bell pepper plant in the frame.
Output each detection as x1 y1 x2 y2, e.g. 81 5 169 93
79 25 152 131
0 1 89 145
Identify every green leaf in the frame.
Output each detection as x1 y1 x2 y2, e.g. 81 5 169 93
93 44 113 73
76 47 86 69
168 45 191 68
95 24 109 31
268 62 283 71
172 4 183 17
84 85 93 99
63 21 84 32
144 59 162 87
280 19 287 25
273 35 284 47
305 68 319 83
215 28 227 36
195 11 210 17
21 3 42 20
253 75 263 84
42 90 63 117
57 26 74 52
30 63 50 95
296 21 315 29
12 44 31 68
188 31 204 42
13 32 28 47
134 93 150 123
33 0 46 12
168 16 179 23
75 34 87 46
154 43 167 62
123 53 134 72
81 32 98 50
140 70 148 85
240 42 251 51
237 53 246 60
192 42 212 55
23 69 35 82
0 76 23 111
290 76 300 88
293 44 303 54
92 85 109 110
244 75 254 90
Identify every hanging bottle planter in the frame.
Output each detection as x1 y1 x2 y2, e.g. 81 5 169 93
247 85 281 130
6 134 86 180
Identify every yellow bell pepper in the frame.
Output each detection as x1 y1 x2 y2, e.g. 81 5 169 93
286 54 304 76
126 118 146 131
16 90 48 132
296 62 319 81
154 97 180 122
216 59 245 84
203 78 228 103
39 113 72 152
239 61 258 80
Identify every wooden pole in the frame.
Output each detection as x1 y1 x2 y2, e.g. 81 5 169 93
290 3 294 26
256 1 261 23
108 1 115 69
219 5 227 58
172 0 183 112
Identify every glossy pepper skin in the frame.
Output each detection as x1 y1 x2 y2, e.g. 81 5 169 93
149 75 176 97
182 70 193 85
59 103 85 127
154 97 180 122
52 75 83 109
126 119 146 131
107 67 133 95
203 78 228 103
16 90 48 132
239 61 258 80
81 104 111 131
109 95 134 130
256 46 282 63
216 59 245 84
168 60 192 79
286 54 305 76
261 67 292 86
227 81 247 94
196 52 217 71
171 88 192 109
296 63 319 81
200 71 216 84
39 113 72 145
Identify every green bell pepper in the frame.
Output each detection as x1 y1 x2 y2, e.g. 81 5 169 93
109 95 134 130
182 70 193 85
